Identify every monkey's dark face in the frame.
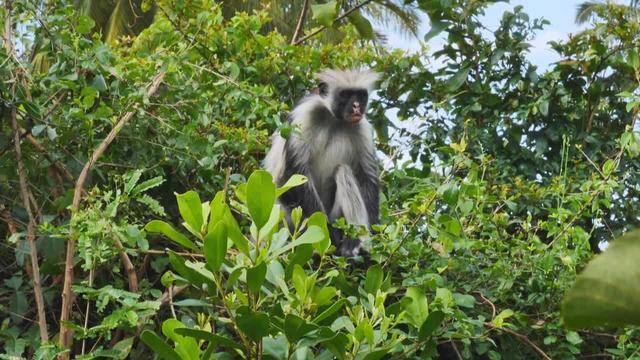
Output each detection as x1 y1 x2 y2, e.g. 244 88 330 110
328 86 369 124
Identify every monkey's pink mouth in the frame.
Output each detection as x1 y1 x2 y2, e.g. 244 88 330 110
350 114 363 123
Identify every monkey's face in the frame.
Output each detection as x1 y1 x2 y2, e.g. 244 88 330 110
331 88 369 124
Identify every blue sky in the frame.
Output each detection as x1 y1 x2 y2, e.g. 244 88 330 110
389 0 588 69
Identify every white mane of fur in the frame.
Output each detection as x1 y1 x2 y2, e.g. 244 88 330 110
316 69 379 92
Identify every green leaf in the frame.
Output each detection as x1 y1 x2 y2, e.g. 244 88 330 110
246 262 267 294
364 265 383 295
562 230 640 329
539 99 549 116
167 251 212 288
313 299 347 324
80 87 98 109
446 66 470 91
125 170 143 195
403 287 429 328
235 306 271 341
209 192 250 256
174 328 242 351
246 170 276 230
176 191 204 235
424 20 447 42
419 311 445 340
284 314 318 343
347 10 374 39
363 349 390 360
77 15 96 34
270 225 324 258
92 74 108 91
292 264 308 299
275 174 308 197
145 220 198 251
308 212 330 254
132 176 165 195
203 222 227 272
140 330 180 360
311 1 338 27
492 309 514 327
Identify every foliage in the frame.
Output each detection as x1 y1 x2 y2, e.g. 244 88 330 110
1 0 640 359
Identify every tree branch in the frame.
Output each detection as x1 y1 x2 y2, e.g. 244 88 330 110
5 0 49 343
484 323 552 360
294 0 373 45
58 71 166 356
291 0 310 45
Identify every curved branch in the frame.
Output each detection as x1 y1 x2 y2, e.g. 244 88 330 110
5 0 49 343
58 71 166 357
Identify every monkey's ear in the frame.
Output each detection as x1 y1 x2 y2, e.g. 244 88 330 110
318 81 329 96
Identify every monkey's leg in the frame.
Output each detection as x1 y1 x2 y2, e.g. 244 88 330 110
330 164 370 256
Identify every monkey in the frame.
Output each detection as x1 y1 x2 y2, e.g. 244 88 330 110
264 69 380 256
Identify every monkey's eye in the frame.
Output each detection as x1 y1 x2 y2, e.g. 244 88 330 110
318 82 329 97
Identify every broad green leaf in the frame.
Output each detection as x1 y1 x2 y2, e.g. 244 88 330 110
270 225 324 258
562 230 640 329
140 330 181 360
77 15 96 34
276 174 308 197
176 191 204 235
446 66 470 91
403 287 429 328
246 170 276 230
354 321 374 345
168 251 213 288
292 264 308 299
308 212 330 255
312 286 337 307
246 262 267 294
203 222 227 272
284 314 318 343
145 220 198 251
174 328 242 351
313 299 347 324
364 265 383 295
424 20 447 41
492 309 514 327
111 337 134 360
263 334 288 359
322 332 349 360
235 306 271 341
162 319 200 360
311 1 338 27
208 191 226 230
347 10 374 39
209 192 250 256
419 311 445 340
363 349 390 360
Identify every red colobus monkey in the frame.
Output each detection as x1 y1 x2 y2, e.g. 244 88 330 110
264 69 380 256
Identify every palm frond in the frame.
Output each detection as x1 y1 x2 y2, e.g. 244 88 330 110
575 1 604 25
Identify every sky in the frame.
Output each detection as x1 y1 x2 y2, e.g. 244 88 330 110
388 0 588 70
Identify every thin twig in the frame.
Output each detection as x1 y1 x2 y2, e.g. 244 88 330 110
291 0 310 45
223 166 232 195
484 322 552 360
5 0 49 343
58 71 166 356
476 291 496 318
294 0 374 45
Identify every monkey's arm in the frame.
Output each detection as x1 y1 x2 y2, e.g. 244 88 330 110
278 139 326 218
355 153 380 227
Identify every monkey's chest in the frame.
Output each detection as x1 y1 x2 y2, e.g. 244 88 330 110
309 134 359 195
